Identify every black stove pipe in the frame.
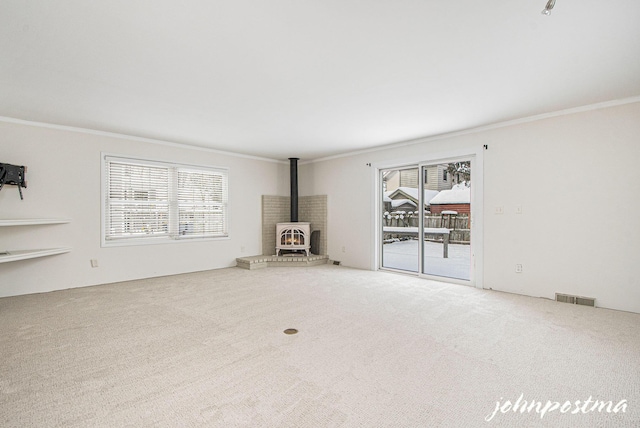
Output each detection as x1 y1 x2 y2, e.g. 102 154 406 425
289 158 299 222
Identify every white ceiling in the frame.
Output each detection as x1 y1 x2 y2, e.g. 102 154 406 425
2 1 639 161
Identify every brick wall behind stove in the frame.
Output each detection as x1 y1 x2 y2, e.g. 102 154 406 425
261 195 327 256
261 195 290 256
299 195 327 257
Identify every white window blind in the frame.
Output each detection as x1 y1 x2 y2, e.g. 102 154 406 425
177 168 228 237
104 156 228 243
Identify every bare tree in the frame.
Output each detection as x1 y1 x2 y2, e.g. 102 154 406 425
447 161 471 185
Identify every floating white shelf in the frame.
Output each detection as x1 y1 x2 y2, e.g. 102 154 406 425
0 219 71 263
0 218 71 226
0 248 71 263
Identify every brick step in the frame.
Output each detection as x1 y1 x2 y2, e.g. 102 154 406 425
236 254 329 270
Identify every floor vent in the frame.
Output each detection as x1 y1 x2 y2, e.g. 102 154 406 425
555 293 595 307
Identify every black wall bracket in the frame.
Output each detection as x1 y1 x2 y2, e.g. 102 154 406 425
0 163 27 200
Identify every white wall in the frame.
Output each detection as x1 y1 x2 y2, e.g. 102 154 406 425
300 101 640 313
0 121 288 297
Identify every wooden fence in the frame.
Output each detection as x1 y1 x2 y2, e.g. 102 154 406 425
383 211 470 244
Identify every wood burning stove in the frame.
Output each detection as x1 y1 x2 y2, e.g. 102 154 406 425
275 158 310 256
276 222 310 256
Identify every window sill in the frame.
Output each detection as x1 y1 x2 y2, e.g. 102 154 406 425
101 235 230 248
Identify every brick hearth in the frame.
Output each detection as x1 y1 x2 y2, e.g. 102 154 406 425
236 254 329 270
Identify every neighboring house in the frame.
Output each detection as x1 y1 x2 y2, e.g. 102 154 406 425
423 164 454 192
383 169 417 192
384 165 453 193
385 187 440 212
427 183 470 214
383 194 416 213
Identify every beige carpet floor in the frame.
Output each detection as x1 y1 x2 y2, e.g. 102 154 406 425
1 265 639 427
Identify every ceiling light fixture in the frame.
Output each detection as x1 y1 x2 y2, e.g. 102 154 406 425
541 0 556 15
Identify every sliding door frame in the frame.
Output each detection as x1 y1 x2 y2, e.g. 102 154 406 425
372 146 484 289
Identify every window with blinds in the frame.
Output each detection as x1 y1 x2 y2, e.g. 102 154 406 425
104 156 228 244
177 168 227 237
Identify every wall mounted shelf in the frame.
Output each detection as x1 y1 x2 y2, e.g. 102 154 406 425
0 248 72 264
0 218 71 227
0 218 71 263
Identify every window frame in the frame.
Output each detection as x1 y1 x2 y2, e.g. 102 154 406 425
101 154 229 247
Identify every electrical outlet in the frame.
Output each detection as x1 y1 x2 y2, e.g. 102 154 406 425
515 205 523 214
515 264 523 273
495 206 504 214
240 246 245 253
90 259 98 268
341 246 346 253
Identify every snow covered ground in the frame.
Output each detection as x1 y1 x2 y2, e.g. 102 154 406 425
382 239 470 280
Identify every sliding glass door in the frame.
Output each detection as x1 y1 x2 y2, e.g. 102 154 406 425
381 167 420 272
420 161 471 281
380 158 474 283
